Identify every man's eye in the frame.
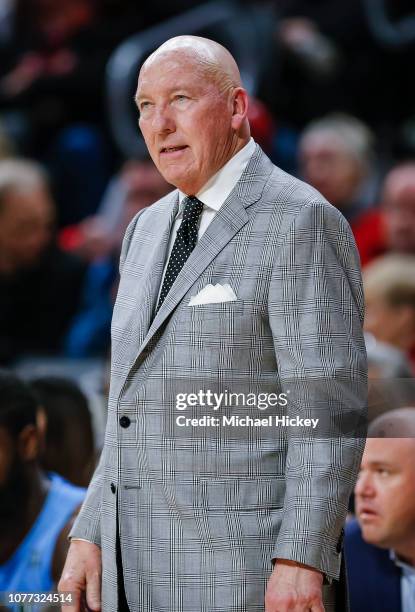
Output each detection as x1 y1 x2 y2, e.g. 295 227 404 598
377 468 390 476
174 95 188 103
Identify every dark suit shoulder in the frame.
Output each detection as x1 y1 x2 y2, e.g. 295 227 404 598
345 519 401 612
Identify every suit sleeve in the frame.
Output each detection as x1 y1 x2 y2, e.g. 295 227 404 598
267 200 367 580
69 208 148 545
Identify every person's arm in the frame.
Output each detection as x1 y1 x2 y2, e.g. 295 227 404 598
57 450 105 611
53 507 82 584
265 199 367 609
59 540 102 612
58 207 150 611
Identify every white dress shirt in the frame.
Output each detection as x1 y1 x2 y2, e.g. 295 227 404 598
157 138 256 303
390 550 415 612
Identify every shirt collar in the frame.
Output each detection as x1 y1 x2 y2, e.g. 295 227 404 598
178 137 256 212
390 550 415 576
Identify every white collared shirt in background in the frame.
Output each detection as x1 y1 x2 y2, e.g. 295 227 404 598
390 550 415 612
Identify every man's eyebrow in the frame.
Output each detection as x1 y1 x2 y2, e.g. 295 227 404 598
134 93 145 106
367 460 396 469
135 86 197 104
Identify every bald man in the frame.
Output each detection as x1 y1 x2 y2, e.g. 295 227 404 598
59 36 367 612
353 162 415 267
346 408 415 612
382 163 415 255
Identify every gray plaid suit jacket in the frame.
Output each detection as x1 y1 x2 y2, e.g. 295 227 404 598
71 145 367 611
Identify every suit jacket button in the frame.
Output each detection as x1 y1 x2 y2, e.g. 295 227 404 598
110 482 116 494
119 415 131 428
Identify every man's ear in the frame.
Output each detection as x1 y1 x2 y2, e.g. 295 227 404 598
18 424 40 462
231 88 249 131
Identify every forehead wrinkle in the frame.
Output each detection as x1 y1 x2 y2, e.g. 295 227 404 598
138 41 241 101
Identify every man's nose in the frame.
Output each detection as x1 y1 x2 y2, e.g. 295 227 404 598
355 471 375 498
151 107 175 133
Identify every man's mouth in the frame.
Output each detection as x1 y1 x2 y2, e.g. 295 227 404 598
160 145 188 154
357 506 379 521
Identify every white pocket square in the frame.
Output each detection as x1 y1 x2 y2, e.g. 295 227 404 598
188 283 237 306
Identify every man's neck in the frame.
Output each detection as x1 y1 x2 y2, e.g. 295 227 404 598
226 136 250 164
393 543 415 568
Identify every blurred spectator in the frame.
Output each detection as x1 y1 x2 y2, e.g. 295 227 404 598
299 114 378 223
0 0 100 151
366 332 414 422
60 158 171 262
272 1 415 134
0 370 85 594
247 97 276 156
363 254 415 372
31 376 95 488
353 162 415 266
0 0 171 161
366 333 413 380
62 159 171 357
346 408 415 611
0 0 133 151
48 124 112 226
0 158 86 364
384 163 415 254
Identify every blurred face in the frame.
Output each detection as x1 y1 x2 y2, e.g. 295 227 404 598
0 427 28 520
364 293 398 344
355 438 415 549
384 181 415 253
122 161 170 219
364 290 415 348
300 133 363 208
136 52 238 195
0 185 54 272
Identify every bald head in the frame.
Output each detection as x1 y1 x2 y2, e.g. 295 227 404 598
368 407 415 437
383 163 415 202
140 36 242 95
135 35 250 195
356 423 415 558
381 162 415 253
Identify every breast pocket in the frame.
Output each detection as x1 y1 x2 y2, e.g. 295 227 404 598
181 300 247 321
171 301 264 374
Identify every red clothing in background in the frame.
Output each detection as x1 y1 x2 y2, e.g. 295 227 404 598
351 209 387 268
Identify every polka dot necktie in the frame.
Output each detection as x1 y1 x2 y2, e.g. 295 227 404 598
156 196 204 312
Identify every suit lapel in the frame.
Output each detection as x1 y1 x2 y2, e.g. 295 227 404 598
127 192 179 346
135 146 274 357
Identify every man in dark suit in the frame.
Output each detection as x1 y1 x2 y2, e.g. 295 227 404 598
346 407 415 612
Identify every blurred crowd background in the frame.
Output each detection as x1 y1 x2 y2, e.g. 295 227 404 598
1 0 415 609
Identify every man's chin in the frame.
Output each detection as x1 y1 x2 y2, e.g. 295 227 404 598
360 526 390 550
163 174 199 194
157 161 199 193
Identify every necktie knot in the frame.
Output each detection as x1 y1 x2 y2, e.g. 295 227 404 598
182 196 203 223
